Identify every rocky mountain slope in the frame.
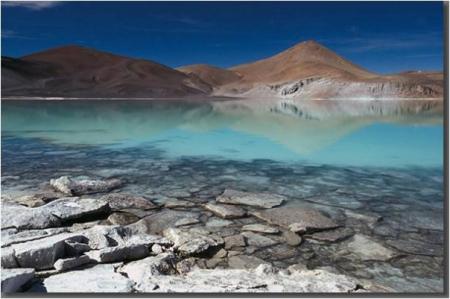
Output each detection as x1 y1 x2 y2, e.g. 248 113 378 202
2 41 444 99
2 46 211 98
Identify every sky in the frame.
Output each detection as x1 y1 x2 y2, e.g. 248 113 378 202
1 1 444 74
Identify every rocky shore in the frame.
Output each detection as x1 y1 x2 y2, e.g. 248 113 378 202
1 174 443 293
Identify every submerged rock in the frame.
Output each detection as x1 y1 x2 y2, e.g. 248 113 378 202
101 193 158 210
1 268 35 293
126 210 199 235
228 255 266 269
346 234 396 261
216 189 286 209
252 207 338 234
50 176 122 196
204 202 246 219
164 199 196 209
308 227 354 243
31 264 134 293
175 217 201 227
241 232 278 248
242 224 279 234
107 212 140 225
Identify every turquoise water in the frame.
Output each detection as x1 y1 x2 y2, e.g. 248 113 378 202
1 100 443 168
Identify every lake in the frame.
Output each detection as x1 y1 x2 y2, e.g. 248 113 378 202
1 99 445 292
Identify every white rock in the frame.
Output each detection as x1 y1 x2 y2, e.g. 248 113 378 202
36 264 133 292
133 265 358 292
85 244 149 263
119 252 176 283
163 228 223 256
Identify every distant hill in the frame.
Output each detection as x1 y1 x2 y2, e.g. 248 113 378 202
2 45 211 98
2 42 444 99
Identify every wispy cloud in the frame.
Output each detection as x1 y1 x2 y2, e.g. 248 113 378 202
1 29 37 39
320 32 442 53
1 1 60 10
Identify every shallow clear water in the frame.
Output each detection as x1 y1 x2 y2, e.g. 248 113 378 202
1 99 445 293
1 100 443 168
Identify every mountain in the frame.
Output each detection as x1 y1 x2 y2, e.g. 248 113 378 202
2 42 444 99
2 45 211 98
177 64 241 88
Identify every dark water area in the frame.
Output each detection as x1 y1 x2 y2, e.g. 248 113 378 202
1 99 445 292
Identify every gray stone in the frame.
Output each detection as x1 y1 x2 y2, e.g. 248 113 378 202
163 228 223 256
107 212 140 225
164 199 196 209
44 197 110 221
85 244 149 263
242 224 279 234
217 189 286 209
1 228 69 248
282 231 302 246
119 252 176 284
64 240 91 256
176 257 198 274
224 235 246 250
228 255 266 269
101 193 158 210
53 255 91 271
126 210 199 235
241 232 278 248
385 238 443 257
252 207 338 234
35 264 133 292
205 218 233 227
346 234 396 261
1 202 61 230
308 227 354 243
1 247 18 268
204 202 246 219
175 217 200 227
1 268 35 293
50 176 122 196
11 233 87 270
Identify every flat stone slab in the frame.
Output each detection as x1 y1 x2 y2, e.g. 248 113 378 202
1 202 61 230
11 232 87 270
242 224 279 234
32 264 134 292
132 264 359 292
1 268 35 293
346 234 396 261
241 232 278 248
101 193 158 210
204 202 246 219
53 255 91 271
216 189 286 209
224 235 246 250
126 210 199 235
1 227 69 248
163 228 223 256
164 199 196 209
308 227 354 243
50 176 122 196
175 217 201 227
252 207 338 234
44 197 110 221
228 255 266 269
86 244 149 263
119 252 176 283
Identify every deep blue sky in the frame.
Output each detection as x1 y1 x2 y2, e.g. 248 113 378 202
1 1 444 74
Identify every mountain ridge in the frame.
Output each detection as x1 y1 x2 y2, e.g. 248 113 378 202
2 41 444 99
